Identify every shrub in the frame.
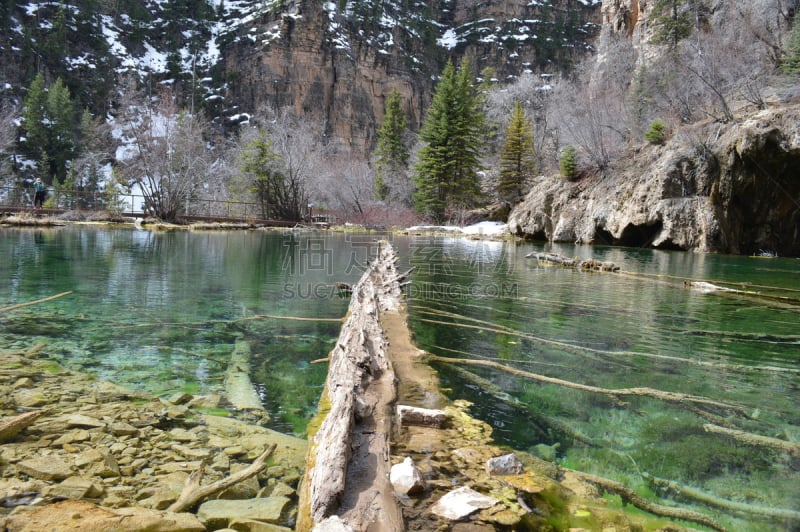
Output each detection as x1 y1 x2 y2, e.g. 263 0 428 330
559 146 578 180
644 119 667 145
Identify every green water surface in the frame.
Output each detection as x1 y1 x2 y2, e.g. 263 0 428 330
1 227 798 531
404 236 800 532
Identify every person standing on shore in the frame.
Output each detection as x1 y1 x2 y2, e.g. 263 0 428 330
33 177 47 209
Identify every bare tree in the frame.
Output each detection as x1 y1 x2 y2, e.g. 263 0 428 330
115 85 216 221
322 157 375 218
549 76 630 171
231 106 327 221
738 0 797 68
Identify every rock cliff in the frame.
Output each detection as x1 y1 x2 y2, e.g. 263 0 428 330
508 104 800 255
220 0 602 153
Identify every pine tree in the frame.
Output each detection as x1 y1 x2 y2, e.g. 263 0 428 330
22 74 78 183
497 102 535 204
782 23 800 76
644 119 667 145
559 146 578 180
373 88 409 203
45 77 77 183
449 57 486 208
413 58 486 222
649 0 693 48
21 73 48 167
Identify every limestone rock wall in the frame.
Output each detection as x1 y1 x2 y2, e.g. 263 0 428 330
508 104 800 256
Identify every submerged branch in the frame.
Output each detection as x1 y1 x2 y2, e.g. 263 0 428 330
567 469 727 532
416 308 797 375
703 423 800 456
645 473 800 522
236 314 345 323
167 443 276 513
0 291 73 314
426 355 747 415
448 364 596 446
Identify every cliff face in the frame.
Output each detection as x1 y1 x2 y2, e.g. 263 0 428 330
508 104 800 255
220 0 602 153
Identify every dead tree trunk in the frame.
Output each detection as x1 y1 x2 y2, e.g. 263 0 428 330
296 241 405 532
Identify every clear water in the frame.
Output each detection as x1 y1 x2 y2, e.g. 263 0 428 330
0 226 368 434
404 237 800 532
1 227 798 531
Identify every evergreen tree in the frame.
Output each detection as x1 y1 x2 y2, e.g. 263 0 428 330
644 119 667 145
239 131 306 221
449 57 486 208
497 101 535 204
413 58 486 222
22 75 78 183
649 0 693 48
559 145 578 180
374 88 409 203
45 77 77 183
782 22 800 76
44 8 69 59
21 73 48 166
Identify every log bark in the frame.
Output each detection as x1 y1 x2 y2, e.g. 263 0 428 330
703 423 800 456
0 410 47 443
167 443 276 513
0 291 73 314
568 469 728 532
296 241 404 532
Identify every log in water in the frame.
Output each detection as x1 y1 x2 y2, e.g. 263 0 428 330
296 241 405 531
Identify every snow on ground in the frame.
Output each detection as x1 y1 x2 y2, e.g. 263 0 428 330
407 221 508 236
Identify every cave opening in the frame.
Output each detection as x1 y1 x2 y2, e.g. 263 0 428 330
617 221 664 248
593 227 614 245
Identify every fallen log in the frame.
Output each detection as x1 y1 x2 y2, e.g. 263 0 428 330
296 241 404 532
167 443 276 513
0 410 47 443
525 252 620 272
567 469 727 532
0 291 73 314
223 338 268 422
426 355 747 416
703 423 800 456
644 473 800 522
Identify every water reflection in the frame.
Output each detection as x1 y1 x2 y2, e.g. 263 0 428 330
1 228 798 530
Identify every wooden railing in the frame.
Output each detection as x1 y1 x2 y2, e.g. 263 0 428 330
0 186 300 225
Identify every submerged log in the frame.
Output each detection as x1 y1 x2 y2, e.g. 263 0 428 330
645 473 800 522
525 252 620 272
167 443 276 513
296 241 404 531
703 423 800 456
568 469 728 532
224 338 268 422
0 410 47 443
0 291 73 314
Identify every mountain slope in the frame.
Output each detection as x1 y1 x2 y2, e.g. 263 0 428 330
0 0 602 153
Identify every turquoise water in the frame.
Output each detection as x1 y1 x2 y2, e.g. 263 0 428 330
1 227 798 530
405 237 800 532
0 226 366 433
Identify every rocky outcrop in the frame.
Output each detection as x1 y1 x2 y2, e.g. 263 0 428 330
508 104 800 256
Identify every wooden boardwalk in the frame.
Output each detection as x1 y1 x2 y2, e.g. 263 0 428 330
0 205 299 227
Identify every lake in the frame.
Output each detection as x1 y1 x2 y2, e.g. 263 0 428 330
1 226 798 531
